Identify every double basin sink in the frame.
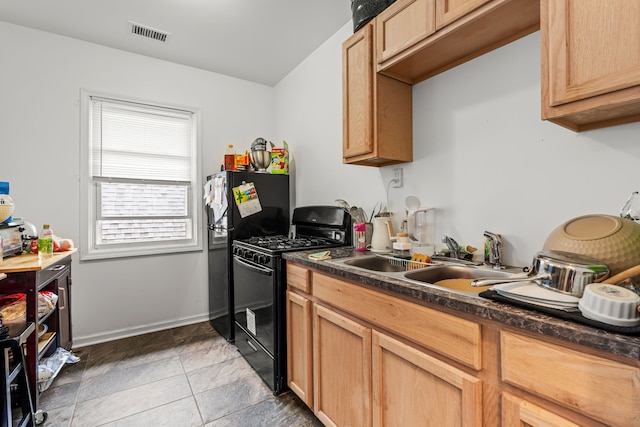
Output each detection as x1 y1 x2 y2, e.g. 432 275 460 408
328 255 522 297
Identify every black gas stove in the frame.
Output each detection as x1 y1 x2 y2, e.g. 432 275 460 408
231 205 351 394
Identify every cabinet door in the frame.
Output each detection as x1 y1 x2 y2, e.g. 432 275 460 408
546 0 640 107
436 0 490 29
343 23 374 159
55 267 72 350
286 290 313 407
502 392 582 427
501 331 640 427
376 0 436 64
372 331 482 427
313 304 372 427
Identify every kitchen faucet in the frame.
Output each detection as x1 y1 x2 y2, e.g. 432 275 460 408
484 231 503 269
441 235 460 259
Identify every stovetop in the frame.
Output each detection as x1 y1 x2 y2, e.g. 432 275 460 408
236 235 342 253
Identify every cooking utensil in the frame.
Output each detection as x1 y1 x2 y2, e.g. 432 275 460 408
357 207 367 224
405 195 420 211
335 199 351 212
369 202 380 222
543 214 640 276
607 264 640 284
471 250 610 297
351 207 361 223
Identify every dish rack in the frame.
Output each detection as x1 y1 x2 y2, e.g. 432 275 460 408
375 253 440 271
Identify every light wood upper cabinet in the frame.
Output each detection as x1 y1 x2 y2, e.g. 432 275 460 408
372 330 482 427
542 0 640 131
343 22 413 166
343 24 373 160
313 304 372 427
436 0 491 29
376 0 539 84
375 0 492 64
376 0 436 64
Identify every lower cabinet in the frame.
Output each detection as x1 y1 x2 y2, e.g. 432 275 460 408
286 262 640 426
286 290 313 407
313 304 372 427
501 393 582 427
286 266 484 427
500 331 640 427
372 330 482 426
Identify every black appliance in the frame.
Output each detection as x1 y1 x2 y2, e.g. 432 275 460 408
232 205 351 394
206 171 290 341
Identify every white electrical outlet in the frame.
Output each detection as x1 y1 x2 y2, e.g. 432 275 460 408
392 168 403 188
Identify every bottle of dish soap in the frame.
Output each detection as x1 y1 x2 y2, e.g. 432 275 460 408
38 224 54 261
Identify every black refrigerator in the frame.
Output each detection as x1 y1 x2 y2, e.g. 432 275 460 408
205 171 290 341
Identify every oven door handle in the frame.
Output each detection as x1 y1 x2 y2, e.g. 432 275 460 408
233 256 273 276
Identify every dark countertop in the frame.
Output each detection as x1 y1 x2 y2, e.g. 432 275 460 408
284 247 640 361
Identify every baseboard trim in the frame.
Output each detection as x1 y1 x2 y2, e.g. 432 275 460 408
71 313 210 349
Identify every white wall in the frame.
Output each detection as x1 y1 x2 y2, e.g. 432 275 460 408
0 22 276 346
277 23 640 268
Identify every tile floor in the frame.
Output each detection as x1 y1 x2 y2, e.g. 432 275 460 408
37 321 321 426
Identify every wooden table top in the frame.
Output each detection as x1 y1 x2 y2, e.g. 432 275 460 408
0 249 76 273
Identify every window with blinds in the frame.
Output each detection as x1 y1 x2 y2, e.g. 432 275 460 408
80 91 202 259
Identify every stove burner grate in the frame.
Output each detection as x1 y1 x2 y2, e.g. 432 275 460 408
245 235 334 251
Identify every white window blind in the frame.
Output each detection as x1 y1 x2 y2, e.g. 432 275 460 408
81 92 202 260
90 97 193 181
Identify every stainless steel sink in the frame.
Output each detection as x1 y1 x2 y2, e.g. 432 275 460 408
328 255 521 297
341 255 406 273
403 265 516 294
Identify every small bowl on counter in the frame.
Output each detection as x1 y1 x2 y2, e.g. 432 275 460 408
578 283 640 327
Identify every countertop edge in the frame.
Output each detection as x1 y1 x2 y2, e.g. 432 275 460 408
284 247 640 361
0 249 76 273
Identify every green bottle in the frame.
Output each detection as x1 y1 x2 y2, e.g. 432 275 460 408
38 224 54 261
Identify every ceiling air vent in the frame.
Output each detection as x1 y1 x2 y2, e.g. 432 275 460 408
129 21 171 43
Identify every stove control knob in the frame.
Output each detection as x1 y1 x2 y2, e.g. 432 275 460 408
263 255 271 264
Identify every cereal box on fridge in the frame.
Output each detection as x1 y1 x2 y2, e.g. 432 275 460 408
271 141 289 174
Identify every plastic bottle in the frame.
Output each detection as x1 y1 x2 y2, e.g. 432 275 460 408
38 224 54 261
354 223 367 252
224 144 236 171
